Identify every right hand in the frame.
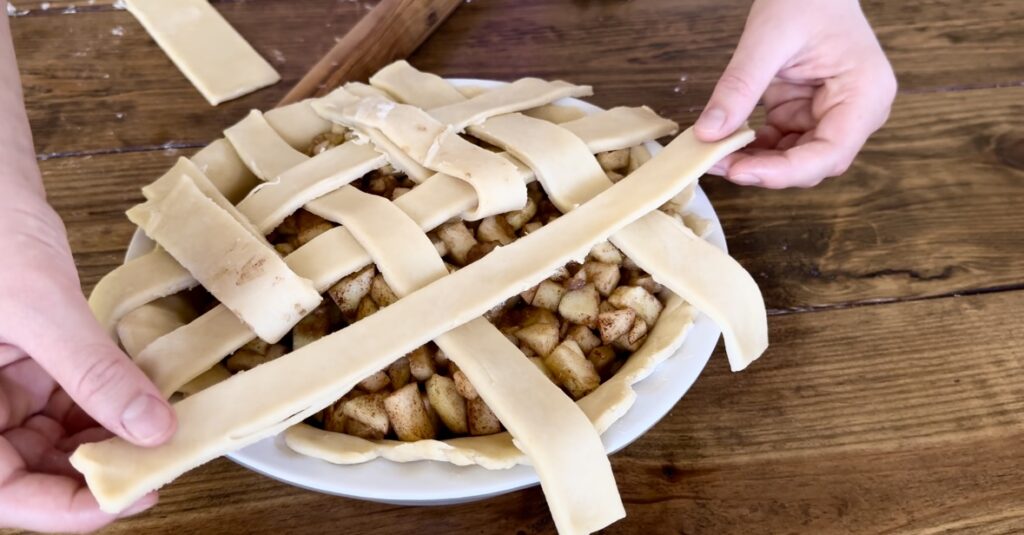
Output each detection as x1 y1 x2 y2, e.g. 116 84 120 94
0 190 177 532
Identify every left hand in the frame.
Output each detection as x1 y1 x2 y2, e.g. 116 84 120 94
695 0 897 188
0 355 158 532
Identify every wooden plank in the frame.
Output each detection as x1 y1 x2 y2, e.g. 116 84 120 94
10 0 1024 155
47 87 1024 309
5 289 1017 534
278 0 461 105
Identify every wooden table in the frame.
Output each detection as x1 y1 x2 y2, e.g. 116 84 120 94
7 0 1024 532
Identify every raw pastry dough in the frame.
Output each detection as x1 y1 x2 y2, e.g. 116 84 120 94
369 60 466 109
130 106 684 396
471 113 768 368
124 0 279 105
70 127 754 518
224 110 309 181
127 174 321 343
313 187 623 534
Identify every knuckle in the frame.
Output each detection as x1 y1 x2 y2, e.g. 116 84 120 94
73 349 130 407
717 71 760 102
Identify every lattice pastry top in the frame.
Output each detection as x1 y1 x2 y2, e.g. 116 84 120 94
70 62 766 535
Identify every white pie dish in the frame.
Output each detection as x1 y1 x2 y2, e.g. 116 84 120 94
124 78 724 506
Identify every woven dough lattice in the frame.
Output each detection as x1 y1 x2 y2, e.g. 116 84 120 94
71 62 766 535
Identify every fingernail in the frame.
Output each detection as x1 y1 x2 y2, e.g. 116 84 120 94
697 108 727 133
731 174 762 186
122 394 173 444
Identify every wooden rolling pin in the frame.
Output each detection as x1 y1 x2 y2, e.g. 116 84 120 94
278 0 462 106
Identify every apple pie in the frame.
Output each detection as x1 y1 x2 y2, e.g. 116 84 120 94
71 61 767 535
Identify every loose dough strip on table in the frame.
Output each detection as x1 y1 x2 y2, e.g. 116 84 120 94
369 60 467 109
224 110 310 181
323 96 526 219
71 127 753 516
312 187 623 534
428 78 592 131
124 0 279 106
127 175 321 343
472 114 768 369
132 107 682 395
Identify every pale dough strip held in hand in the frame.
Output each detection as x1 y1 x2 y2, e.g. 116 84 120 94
126 175 321 344
124 0 279 106
312 187 623 535
472 114 768 369
70 127 753 515
136 107 676 396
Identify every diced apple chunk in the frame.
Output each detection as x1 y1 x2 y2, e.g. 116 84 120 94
370 275 399 307
388 357 411 389
467 397 502 435
426 375 468 434
504 197 538 230
597 149 630 172
597 307 636 344
566 325 602 354
452 370 479 400
385 383 436 441
558 283 600 328
589 241 623 264
358 370 391 393
588 345 617 375
327 265 376 317
292 303 329 350
585 261 621 296
532 280 566 311
477 216 516 245
608 285 663 326
438 221 478 265
356 296 378 320
342 393 389 437
516 322 560 357
408 346 436 381
544 340 600 399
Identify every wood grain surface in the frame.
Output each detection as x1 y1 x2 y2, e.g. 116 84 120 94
4 0 1024 533
278 0 462 105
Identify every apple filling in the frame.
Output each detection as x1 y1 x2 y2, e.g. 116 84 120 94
217 132 696 442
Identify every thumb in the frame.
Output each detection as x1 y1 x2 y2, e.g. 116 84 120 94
695 14 797 141
15 281 176 447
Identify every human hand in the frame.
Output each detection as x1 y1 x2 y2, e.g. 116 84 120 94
695 0 897 188
0 191 177 532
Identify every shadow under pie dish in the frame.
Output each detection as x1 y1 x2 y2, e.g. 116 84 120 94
73 62 768 534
